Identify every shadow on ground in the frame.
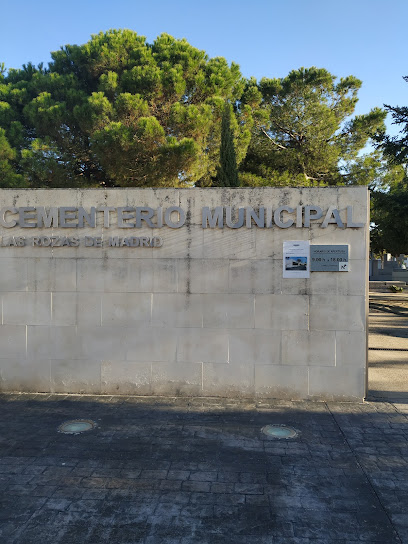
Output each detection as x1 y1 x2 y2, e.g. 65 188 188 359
369 296 408 402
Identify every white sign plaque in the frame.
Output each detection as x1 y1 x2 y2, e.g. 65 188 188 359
283 241 310 278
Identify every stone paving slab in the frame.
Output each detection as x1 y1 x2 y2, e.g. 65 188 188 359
0 393 407 543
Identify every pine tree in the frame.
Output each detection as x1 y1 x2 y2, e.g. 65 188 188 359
378 75 408 165
216 102 239 187
0 31 253 187
240 67 386 186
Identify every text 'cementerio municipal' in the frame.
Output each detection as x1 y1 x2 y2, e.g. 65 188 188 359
0 205 364 229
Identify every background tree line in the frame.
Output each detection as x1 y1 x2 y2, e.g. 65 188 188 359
0 30 406 253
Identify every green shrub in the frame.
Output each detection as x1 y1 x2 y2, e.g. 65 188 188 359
389 285 404 292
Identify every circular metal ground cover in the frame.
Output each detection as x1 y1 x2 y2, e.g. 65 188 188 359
261 424 299 439
58 419 97 434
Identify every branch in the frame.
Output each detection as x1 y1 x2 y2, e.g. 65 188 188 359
272 121 302 140
261 129 287 150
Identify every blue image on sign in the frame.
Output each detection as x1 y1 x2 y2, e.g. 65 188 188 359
285 256 307 271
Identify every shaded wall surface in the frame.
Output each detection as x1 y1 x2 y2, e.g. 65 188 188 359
0 188 368 400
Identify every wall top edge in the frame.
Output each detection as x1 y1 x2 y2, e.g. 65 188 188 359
0 186 369 192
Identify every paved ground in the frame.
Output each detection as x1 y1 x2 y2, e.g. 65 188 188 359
1 393 408 544
368 294 408 401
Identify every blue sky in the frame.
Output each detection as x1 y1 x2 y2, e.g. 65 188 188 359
1 0 406 135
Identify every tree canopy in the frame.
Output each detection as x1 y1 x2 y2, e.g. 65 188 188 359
239 68 387 187
371 173 408 256
0 32 391 190
376 76 408 167
371 75 408 256
0 31 253 187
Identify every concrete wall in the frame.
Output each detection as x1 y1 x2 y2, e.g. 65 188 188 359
392 270 408 282
0 187 369 400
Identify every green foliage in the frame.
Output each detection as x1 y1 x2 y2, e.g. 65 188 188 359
240 67 387 186
371 176 408 256
370 75 408 255
239 170 311 187
0 36 393 189
214 102 239 187
389 285 404 292
0 128 26 187
0 30 253 187
376 76 408 166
